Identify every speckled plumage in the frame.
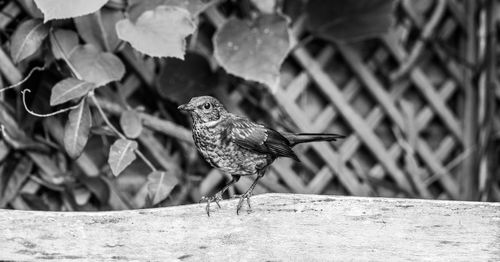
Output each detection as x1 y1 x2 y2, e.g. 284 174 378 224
192 115 272 175
178 96 345 215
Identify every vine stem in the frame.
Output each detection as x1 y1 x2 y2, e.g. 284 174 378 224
21 89 81 117
0 66 45 93
90 94 157 173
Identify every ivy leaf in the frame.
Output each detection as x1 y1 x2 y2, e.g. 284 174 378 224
156 52 214 103
10 19 49 64
127 0 219 22
50 29 79 59
306 0 396 42
116 6 196 58
69 44 126 86
213 14 290 91
147 171 178 206
120 110 143 139
74 8 124 52
64 100 92 159
108 139 138 176
34 0 108 22
50 78 95 106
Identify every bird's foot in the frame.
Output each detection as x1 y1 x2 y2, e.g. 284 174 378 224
199 192 223 217
234 192 252 215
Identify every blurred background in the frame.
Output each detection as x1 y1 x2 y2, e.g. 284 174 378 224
0 0 498 211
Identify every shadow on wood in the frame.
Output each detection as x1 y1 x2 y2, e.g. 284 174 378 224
1 193 499 261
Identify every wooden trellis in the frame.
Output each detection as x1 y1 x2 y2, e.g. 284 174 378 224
201 1 500 201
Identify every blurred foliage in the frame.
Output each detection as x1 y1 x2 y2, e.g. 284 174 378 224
10 0 499 213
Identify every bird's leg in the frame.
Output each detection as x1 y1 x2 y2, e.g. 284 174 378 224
200 175 240 216
236 172 264 215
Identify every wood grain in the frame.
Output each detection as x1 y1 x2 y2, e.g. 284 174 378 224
1 194 499 261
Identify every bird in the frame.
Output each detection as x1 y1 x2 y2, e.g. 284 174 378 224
178 96 345 216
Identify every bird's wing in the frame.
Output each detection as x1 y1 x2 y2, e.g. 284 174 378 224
221 116 298 160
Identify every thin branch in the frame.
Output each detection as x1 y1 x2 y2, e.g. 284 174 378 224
89 94 157 173
135 150 156 172
89 96 193 144
0 66 44 93
21 89 81 118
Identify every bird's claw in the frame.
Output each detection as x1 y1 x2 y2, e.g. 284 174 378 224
235 192 252 215
199 192 223 216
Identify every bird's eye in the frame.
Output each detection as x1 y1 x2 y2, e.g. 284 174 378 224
203 103 211 110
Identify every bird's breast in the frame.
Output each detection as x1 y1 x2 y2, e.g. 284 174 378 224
191 123 270 175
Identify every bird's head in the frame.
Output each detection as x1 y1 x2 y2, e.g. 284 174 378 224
178 96 227 124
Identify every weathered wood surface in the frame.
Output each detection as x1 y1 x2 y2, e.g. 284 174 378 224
0 194 499 261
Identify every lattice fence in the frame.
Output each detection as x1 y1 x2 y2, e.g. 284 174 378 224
200 1 500 201
0 0 499 209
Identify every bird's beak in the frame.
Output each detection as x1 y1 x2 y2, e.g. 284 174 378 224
178 103 193 112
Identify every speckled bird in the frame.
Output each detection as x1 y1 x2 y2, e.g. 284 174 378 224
178 96 345 216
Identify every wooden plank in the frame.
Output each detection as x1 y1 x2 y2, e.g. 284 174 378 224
1 194 498 261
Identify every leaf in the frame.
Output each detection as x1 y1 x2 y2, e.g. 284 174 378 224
156 52 214 103
0 140 10 163
108 139 138 176
282 0 306 22
116 6 196 58
213 14 290 90
50 29 79 59
78 175 110 204
0 157 33 208
64 100 92 158
17 0 44 18
251 0 276 14
69 44 126 86
127 0 219 22
10 19 49 64
21 180 40 195
147 171 178 206
50 78 95 106
34 0 108 22
407 0 435 14
306 0 396 42
0 103 49 152
74 8 124 52
120 110 143 139
73 187 92 205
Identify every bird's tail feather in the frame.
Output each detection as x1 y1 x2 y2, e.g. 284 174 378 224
284 133 346 146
